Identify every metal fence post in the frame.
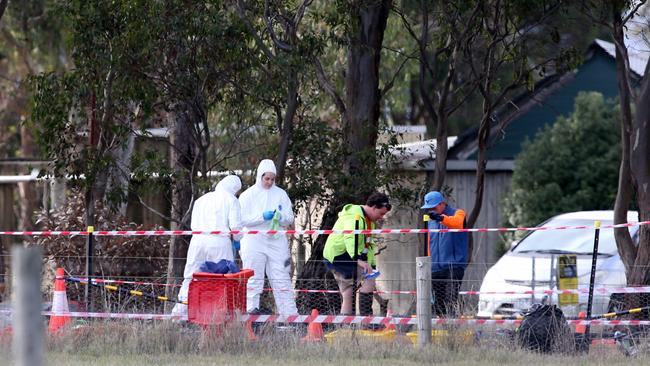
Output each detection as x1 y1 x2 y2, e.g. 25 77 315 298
586 220 601 335
85 225 94 311
352 214 360 315
423 214 430 256
12 246 43 366
416 256 432 346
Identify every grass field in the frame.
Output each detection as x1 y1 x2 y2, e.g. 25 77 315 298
37 351 650 366
2 321 650 365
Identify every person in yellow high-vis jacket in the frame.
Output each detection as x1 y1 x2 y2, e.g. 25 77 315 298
323 192 391 315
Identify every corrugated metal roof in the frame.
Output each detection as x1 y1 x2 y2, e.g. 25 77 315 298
594 38 648 77
387 137 457 169
446 38 646 162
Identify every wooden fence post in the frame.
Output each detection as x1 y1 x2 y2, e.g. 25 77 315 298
12 246 43 366
416 256 432 346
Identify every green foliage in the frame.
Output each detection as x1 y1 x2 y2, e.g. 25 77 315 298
21 0 608 234
29 71 87 179
503 92 621 228
28 0 259 208
284 115 342 207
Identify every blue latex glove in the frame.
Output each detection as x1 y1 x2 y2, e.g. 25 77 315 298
263 210 275 221
232 240 240 251
364 270 381 279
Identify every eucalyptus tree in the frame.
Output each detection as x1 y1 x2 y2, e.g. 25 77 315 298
463 1 576 229
580 0 650 286
28 1 255 298
394 1 481 192
384 1 582 265
294 0 395 306
236 0 317 183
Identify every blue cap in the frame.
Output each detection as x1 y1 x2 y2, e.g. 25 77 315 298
421 191 444 209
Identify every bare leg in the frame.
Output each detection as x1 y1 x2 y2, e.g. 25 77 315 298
340 287 353 314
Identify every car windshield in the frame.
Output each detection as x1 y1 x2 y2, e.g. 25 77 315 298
512 218 636 254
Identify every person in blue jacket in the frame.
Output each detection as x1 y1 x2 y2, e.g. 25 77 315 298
421 191 469 317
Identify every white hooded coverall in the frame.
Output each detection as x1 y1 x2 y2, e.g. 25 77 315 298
171 175 243 316
239 159 298 314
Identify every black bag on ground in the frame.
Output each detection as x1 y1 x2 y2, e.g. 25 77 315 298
517 304 571 353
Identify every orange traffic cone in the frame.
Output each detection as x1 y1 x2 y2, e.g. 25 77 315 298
245 319 257 341
48 268 71 333
0 325 12 343
575 311 587 334
301 309 324 342
385 309 396 330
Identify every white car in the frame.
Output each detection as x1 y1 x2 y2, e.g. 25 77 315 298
477 211 638 318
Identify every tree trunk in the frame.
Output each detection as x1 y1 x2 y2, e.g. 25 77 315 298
275 72 299 183
18 120 37 235
464 114 489 265
297 0 392 313
107 128 135 216
343 0 391 194
433 117 449 191
628 56 650 285
611 13 637 279
0 0 8 22
165 104 199 305
0 173 15 301
467 114 490 228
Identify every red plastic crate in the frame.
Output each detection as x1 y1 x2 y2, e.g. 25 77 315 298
188 269 254 325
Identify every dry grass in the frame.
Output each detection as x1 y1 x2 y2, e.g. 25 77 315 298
1 320 650 366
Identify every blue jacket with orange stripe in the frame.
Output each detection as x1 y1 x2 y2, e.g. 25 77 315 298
428 205 469 272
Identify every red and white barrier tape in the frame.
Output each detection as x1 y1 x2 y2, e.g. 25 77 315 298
3 310 650 326
241 314 650 326
0 221 648 236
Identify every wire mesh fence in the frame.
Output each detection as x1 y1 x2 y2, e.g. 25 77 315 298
2 226 650 359
2 260 649 322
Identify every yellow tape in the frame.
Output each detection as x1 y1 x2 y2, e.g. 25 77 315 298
87 226 95 233
182 301 188 305
355 214 361 220
603 312 616 318
630 308 642 314
79 278 180 304
423 214 430 222
594 220 601 228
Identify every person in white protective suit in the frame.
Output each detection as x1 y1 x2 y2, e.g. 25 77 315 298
239 159 298 315
171 175 243 316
